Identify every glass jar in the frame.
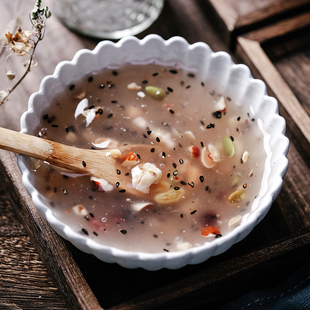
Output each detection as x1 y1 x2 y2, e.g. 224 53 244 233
52 0 165 39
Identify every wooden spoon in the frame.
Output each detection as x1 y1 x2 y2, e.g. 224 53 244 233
0 127 171 193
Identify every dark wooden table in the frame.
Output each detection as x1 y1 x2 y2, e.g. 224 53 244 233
1 0 310 309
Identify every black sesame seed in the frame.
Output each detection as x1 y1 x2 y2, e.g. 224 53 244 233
142 79 148 84
97 108 104 115
215 234 222 238
88 76 93 83
172 163 177 169
151 148 155 152
143 134 147 138
69 84 75 91
116 169 121 175
89 195 94 200
112 70 118 76
199 176 204 183
230 136 234 142
190 210 197 215
152 72 158 76
53 187 57 193
116 182 120 188
188 182 194 188
186 85 191 89
100 84 105 89
163 248 169 252
174 186 180 190
205 186 209 191
147 130 152 135
200 120 205 125
251 118 255 122
107 113 113 118
47 116 56 123
120 229 127 234
119 189 126 193
81 228 89 235
156 137 160 142
167 86 173 92
173 170 178 176
200 141 204 147
180 214 184 218
111 100 118 103
237 116 241 121
89 213 94 217
84 216 90 221
206 123 215 129
179 159 184 164
136 153 141 159
162 152 166 158
82 161 86 167
167 173 171 178
169 69 178 74
180 181 186 185
169 109 175 114
188 73 195 78
125 172 130 176
93 232 98 236
212 111 222 119
201 82 205 86
43 114 49 120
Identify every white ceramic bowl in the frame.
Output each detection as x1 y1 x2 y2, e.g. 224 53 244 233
19 35 289 270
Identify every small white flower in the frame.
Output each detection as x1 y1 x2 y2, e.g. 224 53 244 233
0 90 9 103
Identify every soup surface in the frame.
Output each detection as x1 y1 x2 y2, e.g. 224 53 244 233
28 61 267 253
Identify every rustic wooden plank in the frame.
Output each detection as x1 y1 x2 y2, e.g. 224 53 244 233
108 227 310 310
0 150 102 310
0 178 67 309
203 0 310 47
237 37 310 143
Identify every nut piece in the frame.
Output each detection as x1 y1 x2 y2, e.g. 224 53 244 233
132 202 153 212
228 215 242 228
154 187 185 204
201 146 215 168
92 137 119 148
208 143 221 162
241 151 249 163
223 135 235 157
105 148 122 159
72 204 88 216
91 177 114 192
145 86 166 100
132 163 162 194
127 82 141 90
228 189 246 203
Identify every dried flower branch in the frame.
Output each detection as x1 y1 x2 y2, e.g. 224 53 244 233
0 1 51 106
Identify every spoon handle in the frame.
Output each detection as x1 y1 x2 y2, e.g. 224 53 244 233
0 127 117 178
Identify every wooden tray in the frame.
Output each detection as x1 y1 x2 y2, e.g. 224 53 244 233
1 1 310 309
202 0 310 48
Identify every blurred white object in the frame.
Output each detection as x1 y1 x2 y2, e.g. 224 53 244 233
52 0 164 39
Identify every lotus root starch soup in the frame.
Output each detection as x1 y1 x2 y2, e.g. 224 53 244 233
29 60 267 253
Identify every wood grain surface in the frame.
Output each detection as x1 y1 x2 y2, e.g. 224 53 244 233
1 0 310 309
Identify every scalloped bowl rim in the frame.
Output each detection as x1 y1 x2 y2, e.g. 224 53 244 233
18 35 289 270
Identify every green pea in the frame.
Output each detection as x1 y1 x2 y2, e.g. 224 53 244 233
145 86 166 100
223 135 235 157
